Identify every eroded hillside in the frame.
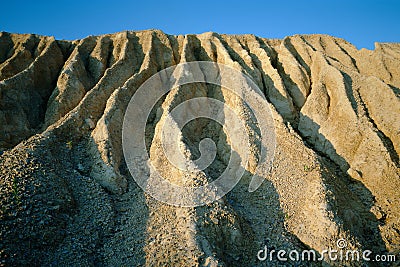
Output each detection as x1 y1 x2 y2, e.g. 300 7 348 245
0 30 399 266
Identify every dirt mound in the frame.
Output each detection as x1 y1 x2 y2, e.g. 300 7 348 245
0 30 399 266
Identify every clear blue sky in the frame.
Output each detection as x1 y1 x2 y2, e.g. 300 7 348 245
1 0 399 50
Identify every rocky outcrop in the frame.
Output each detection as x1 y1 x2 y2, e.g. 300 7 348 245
0 30 399 266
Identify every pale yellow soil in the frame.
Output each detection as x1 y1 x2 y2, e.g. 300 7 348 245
0 30 399 266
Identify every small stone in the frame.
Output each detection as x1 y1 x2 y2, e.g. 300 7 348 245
85 118 95 129
51 205 60 210
210 217 219 224
77 163 85 172
347 168 362 180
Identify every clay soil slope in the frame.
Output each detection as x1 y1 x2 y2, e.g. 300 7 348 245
0 30 399 266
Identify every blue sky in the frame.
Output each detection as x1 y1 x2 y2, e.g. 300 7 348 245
1 0 399 50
